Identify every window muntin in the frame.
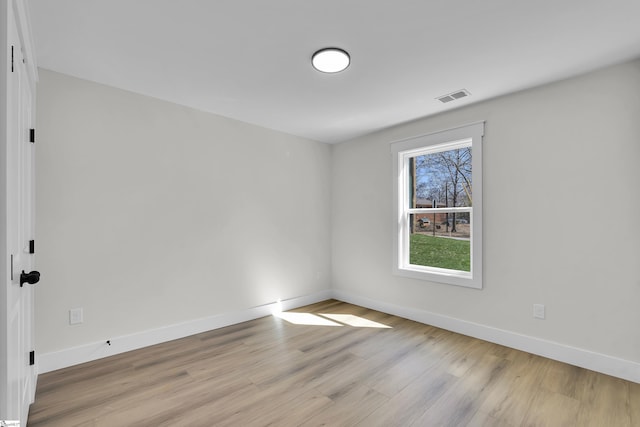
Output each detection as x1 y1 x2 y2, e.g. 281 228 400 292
391 122 483 288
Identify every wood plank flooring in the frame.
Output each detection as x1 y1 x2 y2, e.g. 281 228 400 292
28 300 639 426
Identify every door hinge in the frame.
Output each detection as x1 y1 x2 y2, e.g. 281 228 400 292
11 45 14 72
29 240 35 254
29 351 35 366
30 128 35 143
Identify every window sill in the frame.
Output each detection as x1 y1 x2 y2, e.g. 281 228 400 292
393 265 482 289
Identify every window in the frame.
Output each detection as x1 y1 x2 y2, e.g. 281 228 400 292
391 122 484 289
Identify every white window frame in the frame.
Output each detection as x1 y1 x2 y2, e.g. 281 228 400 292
391 122 484 289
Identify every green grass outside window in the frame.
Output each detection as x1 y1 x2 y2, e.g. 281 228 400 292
409 234 471 272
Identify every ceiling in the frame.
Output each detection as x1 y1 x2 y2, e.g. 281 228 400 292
27 0 640 143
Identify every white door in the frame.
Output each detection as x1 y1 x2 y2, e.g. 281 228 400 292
2 1 37 422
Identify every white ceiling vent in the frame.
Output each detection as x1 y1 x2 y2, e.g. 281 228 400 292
437 89 471 103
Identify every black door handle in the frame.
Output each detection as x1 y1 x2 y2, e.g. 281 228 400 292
20 270 40 287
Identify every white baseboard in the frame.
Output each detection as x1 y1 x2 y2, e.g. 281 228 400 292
38 290 332 374
332 289 640 384
39 288 639 384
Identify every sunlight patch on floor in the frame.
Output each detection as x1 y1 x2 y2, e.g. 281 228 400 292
274 312 342 326
274 312 392 328
320 313 392 328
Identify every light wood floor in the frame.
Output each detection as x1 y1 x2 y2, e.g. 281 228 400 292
28 300 639 426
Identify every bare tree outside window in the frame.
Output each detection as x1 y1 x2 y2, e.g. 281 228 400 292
415 147 472 207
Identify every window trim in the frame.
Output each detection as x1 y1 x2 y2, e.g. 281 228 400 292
391 122 484 289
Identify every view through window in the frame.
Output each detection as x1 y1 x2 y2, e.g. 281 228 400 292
408 143 472 271
392 122 483 288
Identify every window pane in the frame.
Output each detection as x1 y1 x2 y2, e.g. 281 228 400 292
409 213 471 272
409 147 472 209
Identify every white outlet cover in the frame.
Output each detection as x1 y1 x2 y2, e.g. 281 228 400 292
533 304 545 319
69 308 83 325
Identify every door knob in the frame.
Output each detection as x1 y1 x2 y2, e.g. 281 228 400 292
20 270 40 287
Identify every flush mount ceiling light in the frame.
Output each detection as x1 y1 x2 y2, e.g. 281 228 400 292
312 48 350 73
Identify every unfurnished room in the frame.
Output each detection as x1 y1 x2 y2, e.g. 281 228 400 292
1 0 640 426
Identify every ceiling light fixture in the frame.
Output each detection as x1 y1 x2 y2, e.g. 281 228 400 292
312 48 350 73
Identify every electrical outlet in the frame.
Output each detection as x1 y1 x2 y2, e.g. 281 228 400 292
69 308 83 325
533 304 545 320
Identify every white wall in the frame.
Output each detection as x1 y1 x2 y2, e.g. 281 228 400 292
332 60 640 365
35 70 332 354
